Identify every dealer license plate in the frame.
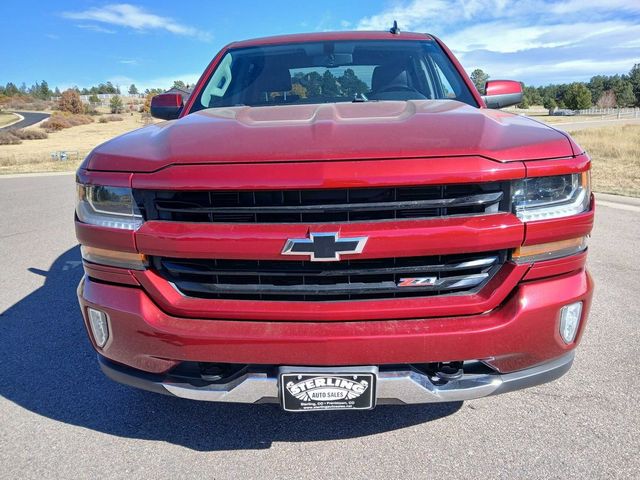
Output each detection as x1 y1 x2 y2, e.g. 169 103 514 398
279 368 377 412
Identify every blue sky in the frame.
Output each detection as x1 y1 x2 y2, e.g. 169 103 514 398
1 1 639 90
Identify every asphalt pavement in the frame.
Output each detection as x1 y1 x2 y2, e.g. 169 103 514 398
0 111 50 131
0 173 638 479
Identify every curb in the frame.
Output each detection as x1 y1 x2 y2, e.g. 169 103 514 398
595 192 640 207
0 171 75 179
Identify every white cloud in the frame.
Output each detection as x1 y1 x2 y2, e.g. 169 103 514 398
76 24 116 34
118 59 138 65
353 0 640 84
63 3 211 41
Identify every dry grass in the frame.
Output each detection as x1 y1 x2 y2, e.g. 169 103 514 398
0 131 22 145
98 114 124 123
0 112 153 174
10 128 48 140
0 112 19 127
518 111 605 125
571 125 640 197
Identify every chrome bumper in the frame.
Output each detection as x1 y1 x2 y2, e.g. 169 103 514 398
99 352 575 405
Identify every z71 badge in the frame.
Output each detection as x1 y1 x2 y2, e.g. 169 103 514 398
397 277 437 287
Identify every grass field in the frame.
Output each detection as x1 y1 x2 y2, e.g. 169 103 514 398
0 112 152 174
0 112 19 128
521 111 605 124
572 124 640 197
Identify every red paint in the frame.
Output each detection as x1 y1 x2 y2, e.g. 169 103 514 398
151 93 183 108
130 157 525 191
74 31 595 388
136 213 524 260
84 101 575 172
485 80 523 96
83 262 140 286
78 268 593 374
131 263 526 322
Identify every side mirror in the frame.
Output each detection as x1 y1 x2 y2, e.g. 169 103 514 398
150 93 184 120
482 80 523 109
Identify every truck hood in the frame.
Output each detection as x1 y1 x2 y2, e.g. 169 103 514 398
85 100 578 172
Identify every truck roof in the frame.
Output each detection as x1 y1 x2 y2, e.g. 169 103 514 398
229 31 434 49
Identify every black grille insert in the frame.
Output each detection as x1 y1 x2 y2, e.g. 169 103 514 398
135 183 507 223
154 251 506 302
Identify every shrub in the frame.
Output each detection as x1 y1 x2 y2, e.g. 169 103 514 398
58 89 84 114
9 128 48 140
41 112 93 131
98 114 124 123
41 115 71 131
0 131 22 145
110 95 124 113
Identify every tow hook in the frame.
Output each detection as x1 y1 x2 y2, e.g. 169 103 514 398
434 362 464 382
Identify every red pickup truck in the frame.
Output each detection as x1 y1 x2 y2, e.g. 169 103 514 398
76 30 593 412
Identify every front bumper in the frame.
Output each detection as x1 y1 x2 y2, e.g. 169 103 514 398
98 352 575 404
78 266 592 376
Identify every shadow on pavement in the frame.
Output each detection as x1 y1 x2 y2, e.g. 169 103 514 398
0 246 462 451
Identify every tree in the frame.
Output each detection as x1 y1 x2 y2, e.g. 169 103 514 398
563 83 592 110
469 69 489 94
54 87 61 96
172 80 187 90
39 80 51 100
88 93 100 105
543 96 557 113
142 93 154 113
104 81 117 94
517 96 530 109
58 89 84 113
294 71 322 97
588 75 607 105
128 84 139 95
596 90 616 108
4 82 19 96
290 83 307 99
144 88 164 96
109 95 124 113
629 64 640 106
321 70 339 96
523 85 543 106
338 68 368 97
612 80 635 107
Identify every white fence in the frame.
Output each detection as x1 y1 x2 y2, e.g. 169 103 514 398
575 107 640 117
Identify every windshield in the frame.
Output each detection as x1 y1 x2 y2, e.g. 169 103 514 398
191 40 477 111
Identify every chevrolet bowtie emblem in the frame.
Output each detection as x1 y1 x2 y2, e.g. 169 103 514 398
281 232 368 262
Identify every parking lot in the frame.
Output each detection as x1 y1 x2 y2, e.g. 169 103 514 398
1 173 638 479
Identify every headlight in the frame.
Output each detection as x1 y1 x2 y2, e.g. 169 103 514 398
76 184 143 230
512 172 590 221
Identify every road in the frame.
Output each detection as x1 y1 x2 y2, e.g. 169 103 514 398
0 111 50 131
0 174 638 479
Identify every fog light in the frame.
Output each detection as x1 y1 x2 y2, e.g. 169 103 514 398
559 301 582 344
88 308 110 347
